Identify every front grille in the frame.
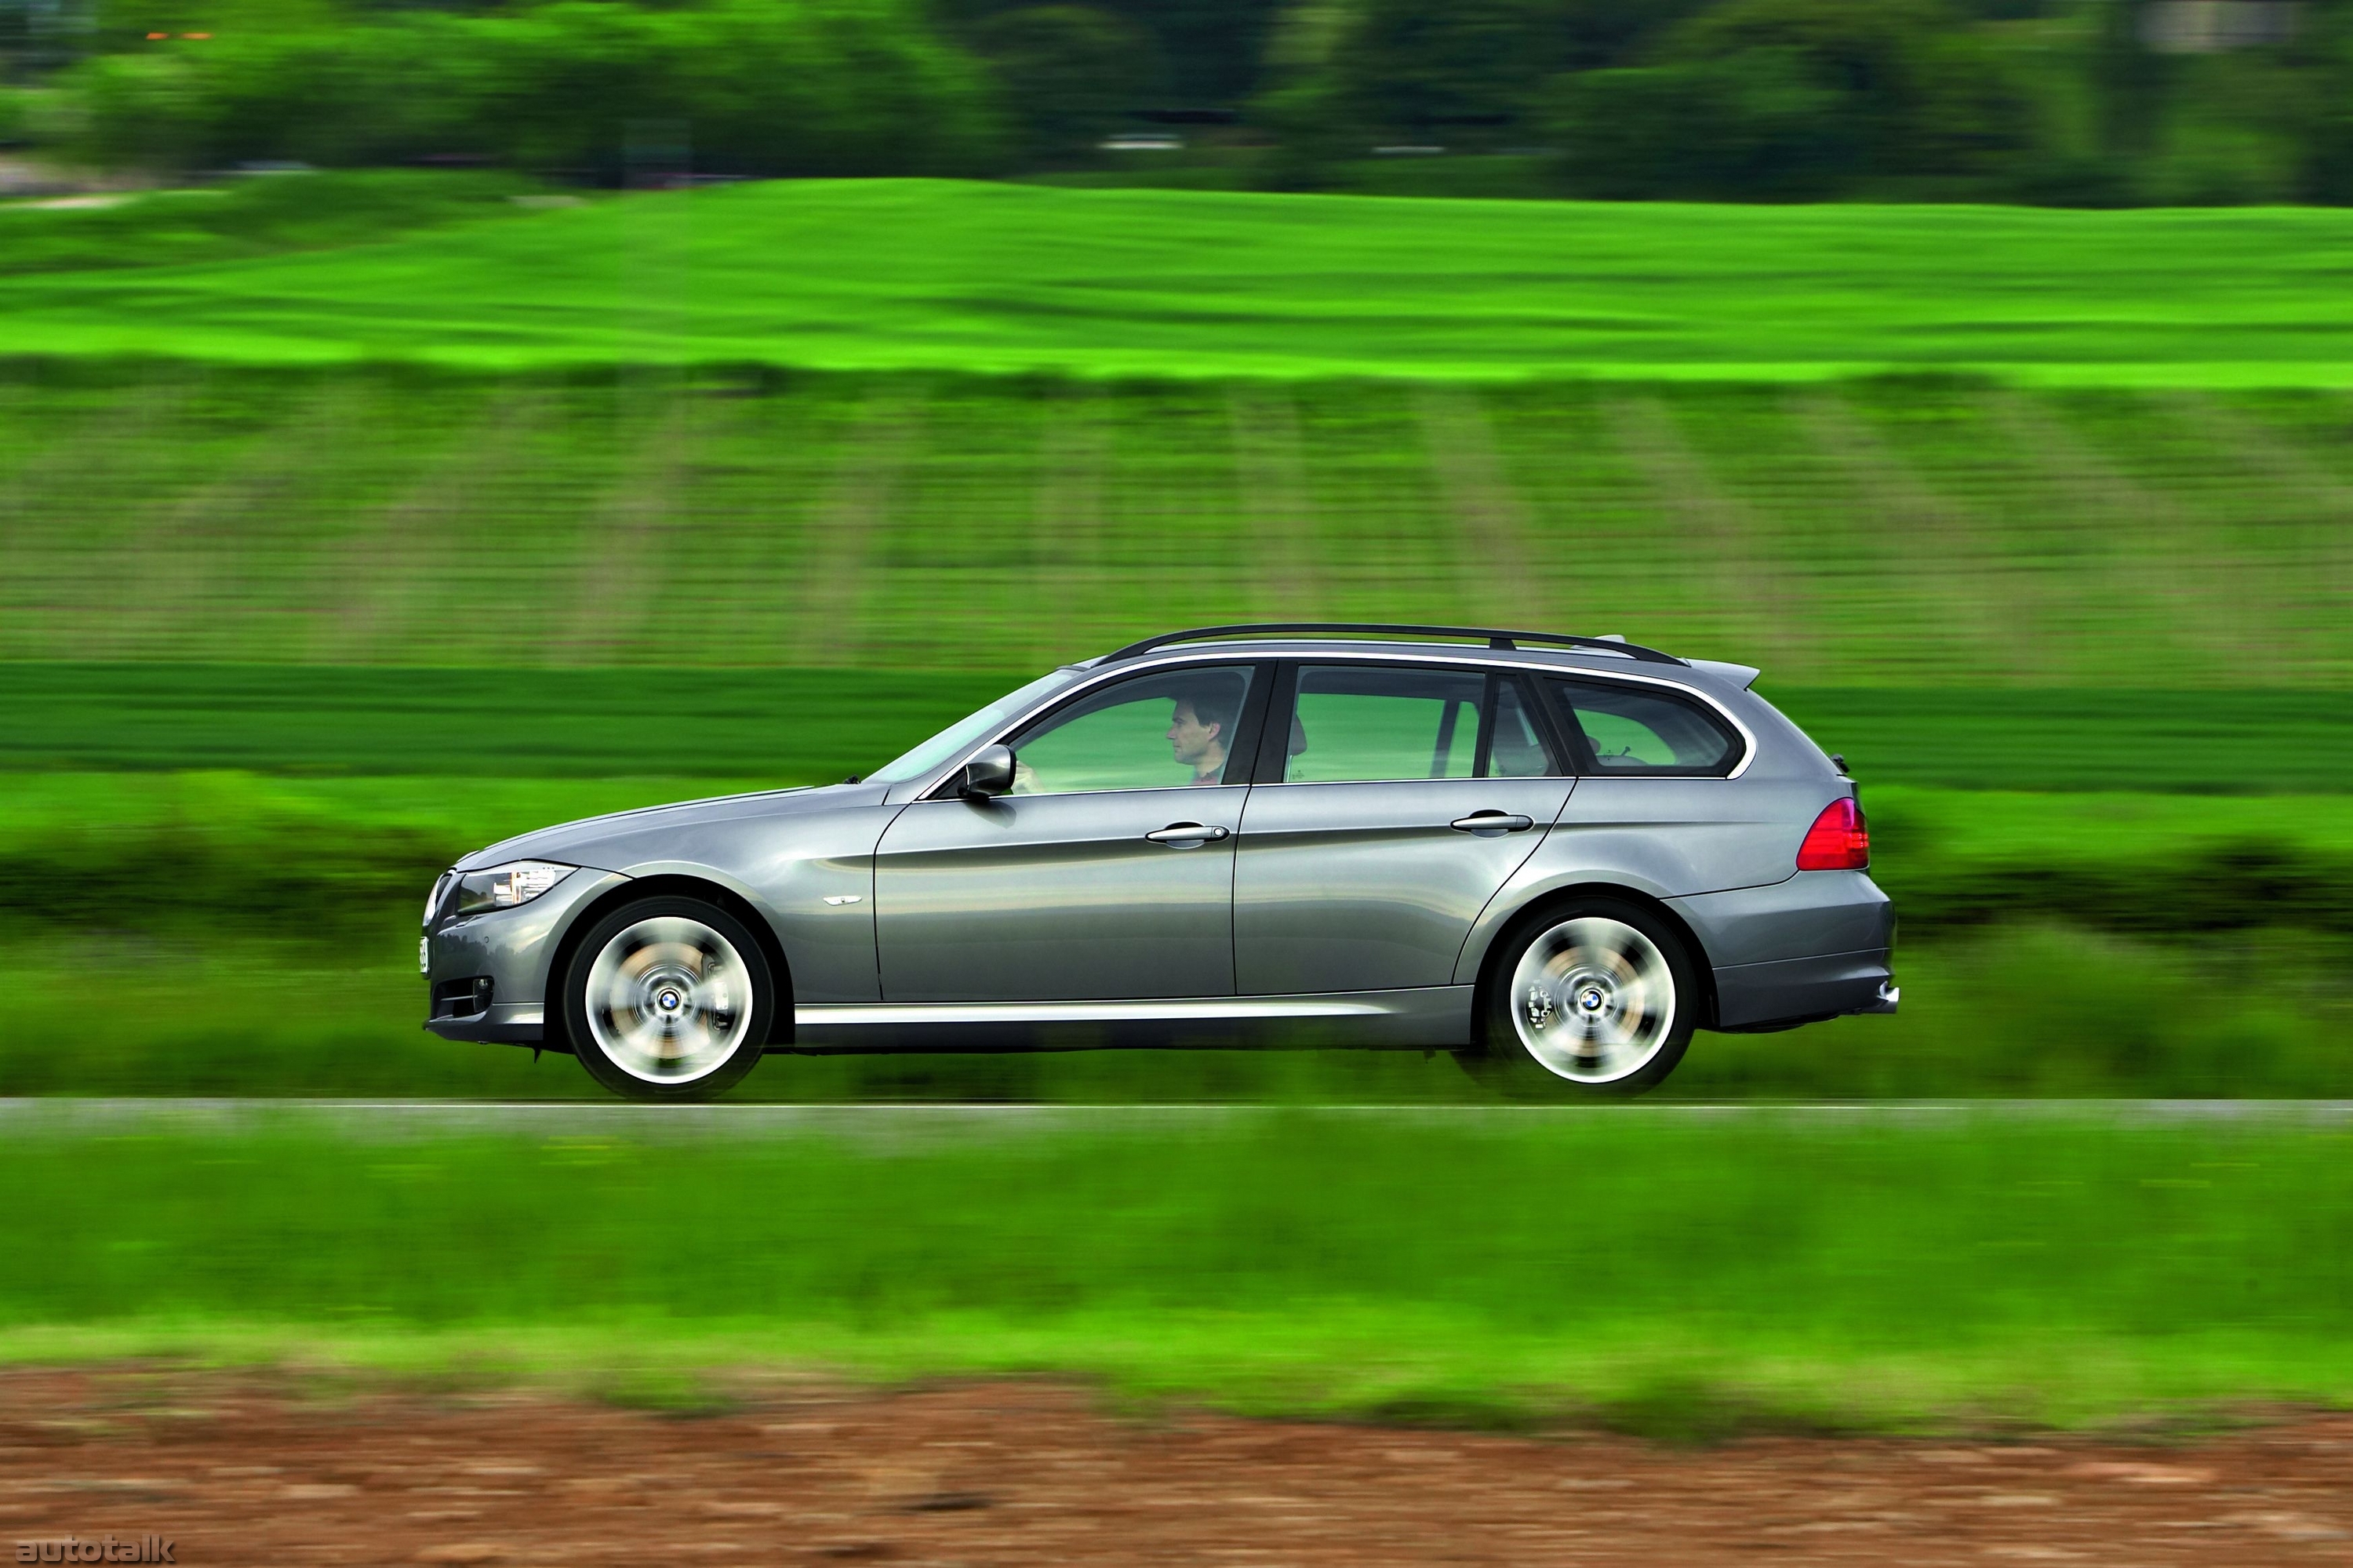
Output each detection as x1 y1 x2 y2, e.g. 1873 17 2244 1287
431 976 495 1020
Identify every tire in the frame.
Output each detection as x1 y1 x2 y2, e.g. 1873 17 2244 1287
559 896 776 1102
1459 897 1698 1099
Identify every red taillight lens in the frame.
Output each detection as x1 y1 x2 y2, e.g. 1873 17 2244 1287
1796 796 1869 871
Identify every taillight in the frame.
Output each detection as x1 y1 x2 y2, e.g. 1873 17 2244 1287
1796 796 1869 871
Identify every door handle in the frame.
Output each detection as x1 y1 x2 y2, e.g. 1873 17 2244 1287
1450 812 1534 834
1145 822 1231 844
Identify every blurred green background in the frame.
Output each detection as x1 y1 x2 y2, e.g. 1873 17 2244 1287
9 0 2353 204
0 2 2348 1103
12 1108 2353 1429
0 182 2349 1097
2 0 2352 1429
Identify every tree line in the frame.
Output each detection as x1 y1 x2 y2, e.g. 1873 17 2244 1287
4 0 2349 202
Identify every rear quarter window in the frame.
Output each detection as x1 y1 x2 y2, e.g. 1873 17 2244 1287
1550 679 1740 777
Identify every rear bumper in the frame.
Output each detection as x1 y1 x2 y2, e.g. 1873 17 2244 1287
1710 949 1896 1030
1668 870 1897 1031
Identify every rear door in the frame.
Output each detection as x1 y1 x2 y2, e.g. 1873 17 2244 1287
1540 675 1806 895
1233 661 1572 995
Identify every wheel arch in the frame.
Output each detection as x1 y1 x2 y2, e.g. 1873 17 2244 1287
1467 882 1720 1035
544 874 798 1048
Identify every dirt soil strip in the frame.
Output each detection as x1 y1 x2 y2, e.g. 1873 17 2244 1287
2 1371 2351 1565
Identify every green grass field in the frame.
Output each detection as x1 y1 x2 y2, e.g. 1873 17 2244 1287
9 1112 2353 1430
2 769 2346 1102
4 664 2351 790
1 348 2346 1097
2 365 2348 686
2 184 2347 1106
6 769 2349 935
2 181 2348 1425
10 181 2353 384
0 171 558 278
9 916 2344 1100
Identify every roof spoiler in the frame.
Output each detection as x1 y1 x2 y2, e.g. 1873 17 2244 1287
1686 658 1762 689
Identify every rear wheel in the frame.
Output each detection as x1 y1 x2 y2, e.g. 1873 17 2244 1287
561 897 776 1102
1460 898 1697 1099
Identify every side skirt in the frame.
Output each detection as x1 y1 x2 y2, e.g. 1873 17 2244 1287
781 988 1476 1054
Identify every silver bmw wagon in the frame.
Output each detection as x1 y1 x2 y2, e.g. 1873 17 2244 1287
423 624 1896 1101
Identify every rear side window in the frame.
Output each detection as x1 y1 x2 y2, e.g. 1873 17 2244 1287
1487 678 1554 778
1282 666 1558 783
1551 679 1740 777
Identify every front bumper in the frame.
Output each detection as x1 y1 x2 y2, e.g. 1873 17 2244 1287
421 868 631 1046
425 1002 550 1046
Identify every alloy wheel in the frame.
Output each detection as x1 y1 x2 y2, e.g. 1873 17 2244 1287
582 915 753 1085
1507 915 1677 1084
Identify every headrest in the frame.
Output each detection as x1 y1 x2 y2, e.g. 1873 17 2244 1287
1289 713 1307 755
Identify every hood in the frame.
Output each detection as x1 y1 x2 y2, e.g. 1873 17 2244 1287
454 780 889 872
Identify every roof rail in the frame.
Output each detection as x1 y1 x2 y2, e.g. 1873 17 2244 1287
1099 622 1686 667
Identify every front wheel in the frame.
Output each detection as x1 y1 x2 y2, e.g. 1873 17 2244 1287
1460 899 1697 1099
560 897 776 1102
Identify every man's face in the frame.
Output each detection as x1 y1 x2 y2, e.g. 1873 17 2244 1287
1167 700 1221 769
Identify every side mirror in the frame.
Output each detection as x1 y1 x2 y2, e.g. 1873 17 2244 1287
956 744 1015 801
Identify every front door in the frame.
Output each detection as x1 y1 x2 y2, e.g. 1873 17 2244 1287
1235 663 1571 995
874 664 1264 1002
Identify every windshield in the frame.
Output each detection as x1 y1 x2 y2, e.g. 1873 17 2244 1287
865 671 1078 784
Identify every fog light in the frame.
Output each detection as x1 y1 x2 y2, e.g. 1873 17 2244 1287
432 977 495 1019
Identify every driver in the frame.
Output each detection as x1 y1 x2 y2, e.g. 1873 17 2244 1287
1166 689 1232 786
1007 681 1240 794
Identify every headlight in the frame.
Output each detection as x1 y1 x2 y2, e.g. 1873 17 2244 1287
423 871 455 928
454 860 575 916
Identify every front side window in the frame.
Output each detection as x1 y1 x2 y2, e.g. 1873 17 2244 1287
1006 666 1257 795
1285 665 1554 783
1551 679 1739 776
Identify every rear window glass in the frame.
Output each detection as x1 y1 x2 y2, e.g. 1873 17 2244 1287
1551 680 1739 776
1282 667 1559 782
1287 666 1487 784
1488 678 1554 778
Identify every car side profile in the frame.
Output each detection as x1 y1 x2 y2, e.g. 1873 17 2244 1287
422 624 1896 1101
